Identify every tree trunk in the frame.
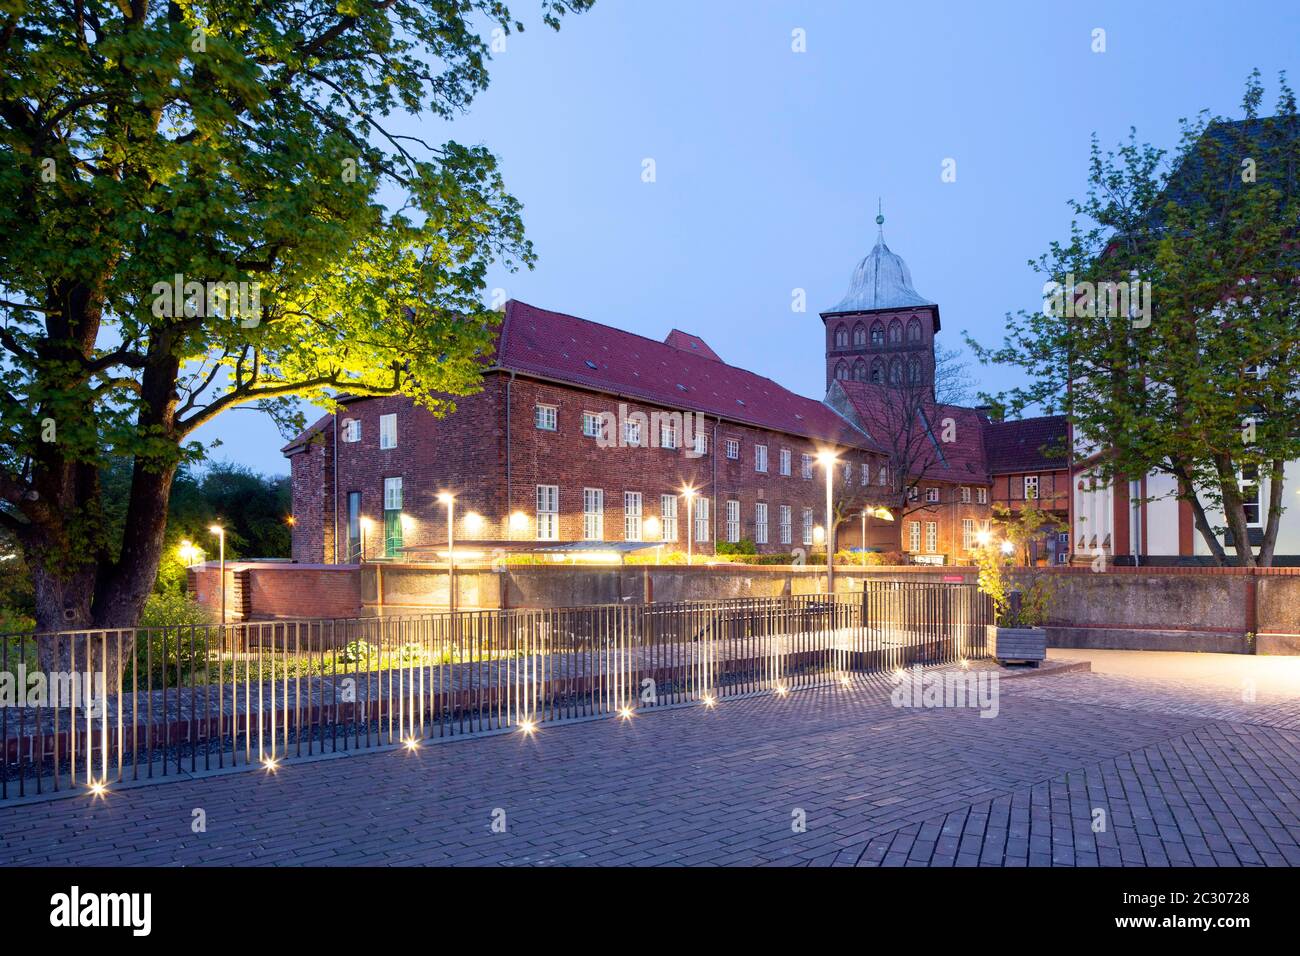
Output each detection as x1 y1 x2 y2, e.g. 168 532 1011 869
1255 458 1286 567
1173 468 1228 566
1214 454 1255 568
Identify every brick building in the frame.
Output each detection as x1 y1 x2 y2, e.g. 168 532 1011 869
285 224 1070 565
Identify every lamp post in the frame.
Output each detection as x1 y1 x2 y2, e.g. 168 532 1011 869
681 487 697 565
816 452 838 595
438 492 455 615
208 524 225 625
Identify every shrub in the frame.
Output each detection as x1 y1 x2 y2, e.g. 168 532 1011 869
132 592 217 687
715 540 758 556
139 591 215 629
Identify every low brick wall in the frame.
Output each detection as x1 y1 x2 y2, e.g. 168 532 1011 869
187 561 1300 656
188 562 364 621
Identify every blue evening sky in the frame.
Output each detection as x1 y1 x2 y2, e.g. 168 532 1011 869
194 0 1300 475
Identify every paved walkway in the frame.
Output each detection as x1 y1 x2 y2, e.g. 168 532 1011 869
0 652 1297 866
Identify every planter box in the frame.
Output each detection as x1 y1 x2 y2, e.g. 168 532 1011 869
988 625 1046 664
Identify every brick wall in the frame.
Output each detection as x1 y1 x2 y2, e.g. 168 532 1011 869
290 372 898 556
189 563 363 620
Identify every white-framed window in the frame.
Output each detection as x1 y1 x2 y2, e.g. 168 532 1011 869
879 464 889 487
861 462 869 486
907 521 920 552
802 508 814 546
694 432 709 455
908 486 919 501
1024 476 1039 499
582 412 605 439
341 418 361 443
379 413 397 450
624 492 643 541
779 448 791 476
725 438 740 460
660 494 678 541
926 487 940 503
582 487 604 540
801 454 813 479
779 505 792 545
535 404 557 431
660 419 677 450
925 521 937 553
840 463 850 483
960 486 971 504
755 502 768 545
383 476 403 511
694 497 710 543
623 419 642 446
755 444 768 473
726 499 741 543
1240 466 1262 527
976 487 988 505
962 518 975 551
536 485 559 541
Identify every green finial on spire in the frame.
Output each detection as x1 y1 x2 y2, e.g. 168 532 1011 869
876 196 884 227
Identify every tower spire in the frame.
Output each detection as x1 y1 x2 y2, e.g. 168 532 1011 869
875 197 885 243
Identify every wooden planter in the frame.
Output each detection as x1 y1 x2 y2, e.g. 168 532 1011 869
988 625 1046 665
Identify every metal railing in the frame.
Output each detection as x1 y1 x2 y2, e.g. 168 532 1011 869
0 582 989 800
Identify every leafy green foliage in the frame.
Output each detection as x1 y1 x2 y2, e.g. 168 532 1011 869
0 1 591 627
715 539 758 555
967 72 1300 566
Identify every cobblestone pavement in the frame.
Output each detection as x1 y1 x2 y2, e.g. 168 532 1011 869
0 660 1296 867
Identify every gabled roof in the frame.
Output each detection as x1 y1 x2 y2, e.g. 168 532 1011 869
663 329 722 362
496 301 881 450
982 415 1069 474
281 412 333 454
831 380 989 482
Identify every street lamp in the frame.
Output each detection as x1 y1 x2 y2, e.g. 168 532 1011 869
438 492 455 614
358 516 372 562
208 524 225 625
643 515 662 565
681 486 697 565
178 539 202 567
816 451 838 594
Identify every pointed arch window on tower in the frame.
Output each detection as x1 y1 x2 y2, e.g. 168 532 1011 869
889 358 902 385
870 359 884 384
908 357 922 384
835 361 849 381
888 320 903 344
870 322 884 346
852 358 867 381
834 325 848 349
852 323 866 347
907 317 922 342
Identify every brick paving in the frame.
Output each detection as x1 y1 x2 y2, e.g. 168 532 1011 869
0 663 1296 866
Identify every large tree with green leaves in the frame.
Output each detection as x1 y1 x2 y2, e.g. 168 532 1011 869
0 0 591 632
968 72 1300 566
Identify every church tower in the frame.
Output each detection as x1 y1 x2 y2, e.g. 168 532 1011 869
821 208 941 396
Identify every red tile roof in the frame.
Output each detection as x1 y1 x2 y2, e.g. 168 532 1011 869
982 415 1069 473
663 329 722 362
282 412 332 453
496 300 879 450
